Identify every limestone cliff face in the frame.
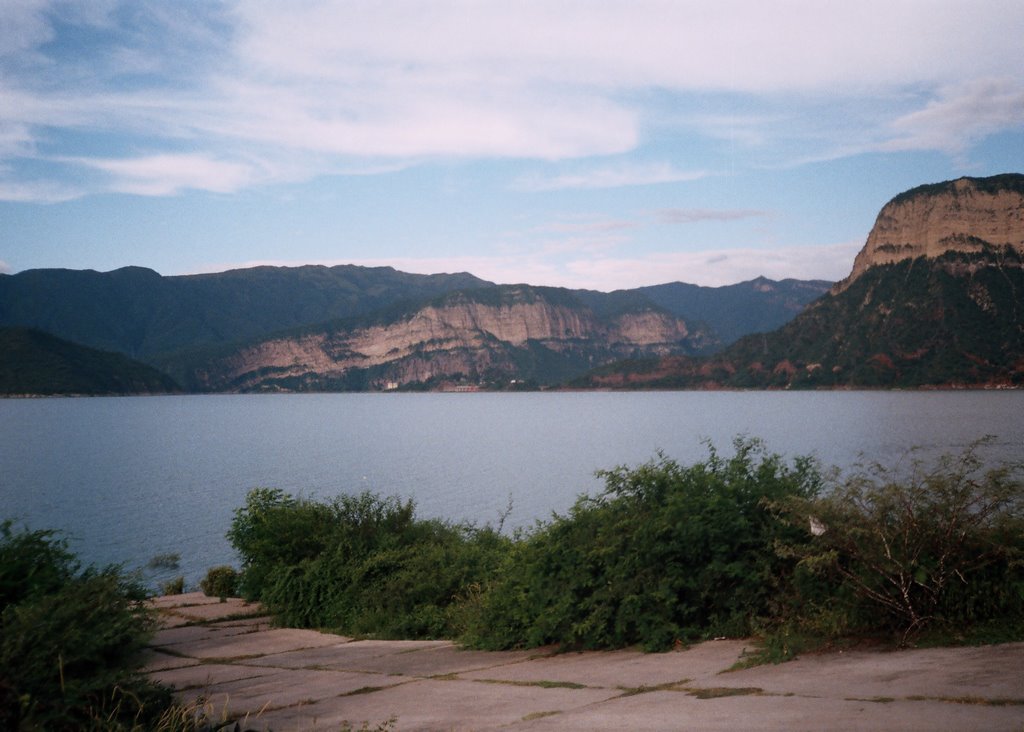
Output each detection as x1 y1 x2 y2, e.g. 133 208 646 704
197 287 700 391
834 175 1024 293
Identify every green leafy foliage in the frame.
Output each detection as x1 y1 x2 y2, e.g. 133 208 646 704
199 565 238 599
0 521 174 730
225 439 1023 657
463 439 822 651
228 489 510 637
160 576 185 596
772 439 1024 645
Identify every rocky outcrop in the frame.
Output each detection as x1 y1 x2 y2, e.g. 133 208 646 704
195 287 704 391
574 173 1024 390
834 174 1024 293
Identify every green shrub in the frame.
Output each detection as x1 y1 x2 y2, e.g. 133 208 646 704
0 521 175 729
225 439 1024 656
228 489 510 638
227 487 338 600
773 439 1024 644
161 575 185 596
0 521 77 608
200 565 238 599
461 438 823 651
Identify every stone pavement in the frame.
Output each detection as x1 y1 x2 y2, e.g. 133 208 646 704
143 593 1024 731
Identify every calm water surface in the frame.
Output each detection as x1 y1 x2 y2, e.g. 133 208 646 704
2 392 1022 588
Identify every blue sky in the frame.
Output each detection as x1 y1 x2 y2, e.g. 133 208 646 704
2 1 1023 290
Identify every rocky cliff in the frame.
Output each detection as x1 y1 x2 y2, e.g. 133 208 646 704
835 174 1024 292
575 173 1024 389
194 286 707 391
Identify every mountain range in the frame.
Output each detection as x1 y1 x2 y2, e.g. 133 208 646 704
3 173 1021 393
0 265 828 393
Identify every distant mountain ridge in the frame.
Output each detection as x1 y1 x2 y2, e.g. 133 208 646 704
0 327 179 395
576 174 1024 389
634 277 832 346
0 264 491 361
0 264 829 392
186 284 711 392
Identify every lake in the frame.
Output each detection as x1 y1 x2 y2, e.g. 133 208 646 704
2 391 1022 590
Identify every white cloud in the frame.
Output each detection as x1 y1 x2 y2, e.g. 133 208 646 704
655 208 768 225
513 163 706 191
2 1 1023 201
0 0 53 59
65 154 260 196
0 178 83 203
0 259 11 274
231 1 1023 94
882 79 1024 157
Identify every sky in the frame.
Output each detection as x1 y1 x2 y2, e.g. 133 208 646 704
2 1 1023 291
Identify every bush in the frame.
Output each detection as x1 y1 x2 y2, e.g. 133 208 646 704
462 439 823 651
0 520 174 729
225 439 1024 656
773 439 1024 644
228 489 510 638
200 565 238 599
161 575 185 596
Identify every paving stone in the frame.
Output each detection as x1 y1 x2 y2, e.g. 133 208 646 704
237 639 449 671
151 617 272 648
335 643 540 677
150 662 281 691
254 676 621 732
513 688 1024 732
140 648 202 673
460 641 749 690
143 617 1024 732
160 627 345 660
241 639 538 677
163 597 264 623
186 668 408 721
709 641 1024 700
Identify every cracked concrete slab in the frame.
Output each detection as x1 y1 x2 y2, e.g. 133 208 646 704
236 639 450 672
149 662 282 691
180 667 410 720
708 642 1024 700
144 595 1024 732
280 642 541 677
460 641 749 690
150 616 271 648
139 648 202 673
159 627 345 660
512 688 1024 732
254 676 621 732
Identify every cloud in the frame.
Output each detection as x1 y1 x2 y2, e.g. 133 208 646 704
2 1 1023 201
0 0 53 59
513 162 706 191
655 208 768 225
231 2 1024 94
0 259 11 274
67 153 261 196
882 79 1024 157
0 179 84 203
